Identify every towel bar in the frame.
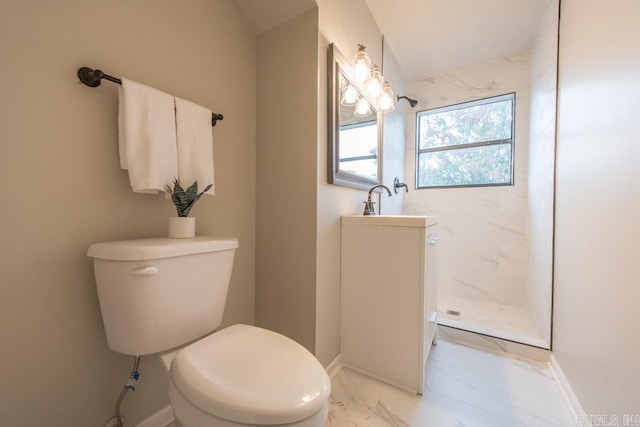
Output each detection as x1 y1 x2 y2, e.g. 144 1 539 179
77 67 224 127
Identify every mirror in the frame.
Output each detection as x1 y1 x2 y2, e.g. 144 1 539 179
327 43 382 190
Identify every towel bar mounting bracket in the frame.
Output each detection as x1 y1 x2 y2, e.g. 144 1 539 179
77 67 119 87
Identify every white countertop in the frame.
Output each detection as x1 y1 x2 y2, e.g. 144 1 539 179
342 215 437 228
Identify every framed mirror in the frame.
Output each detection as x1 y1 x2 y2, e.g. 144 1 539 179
327 43 382 190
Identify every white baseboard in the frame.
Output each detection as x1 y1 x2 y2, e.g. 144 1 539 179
135 405 174 427
549 354 588 426
326 354 342 378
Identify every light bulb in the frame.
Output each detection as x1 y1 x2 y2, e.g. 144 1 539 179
352 44 372 84
341 85 359 106
365 66 383 99
354 98 372 117
378 82 395 112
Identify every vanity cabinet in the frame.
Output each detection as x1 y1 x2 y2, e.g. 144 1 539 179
340 215 438 394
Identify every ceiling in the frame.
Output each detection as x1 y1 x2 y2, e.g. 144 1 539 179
233 0 547 80
232 0 316 35
365 0 547 79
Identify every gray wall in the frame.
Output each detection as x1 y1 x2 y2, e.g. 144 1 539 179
0 1 256 425
255 8 319 353
254 0 407 367
315 0 406 367
316 0 386 368
554 0 640 418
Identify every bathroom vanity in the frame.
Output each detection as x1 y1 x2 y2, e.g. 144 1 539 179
340 215 438 394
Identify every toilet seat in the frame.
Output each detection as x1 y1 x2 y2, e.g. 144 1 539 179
170 324 331 425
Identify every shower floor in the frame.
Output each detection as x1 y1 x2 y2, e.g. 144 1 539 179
437 294 548 348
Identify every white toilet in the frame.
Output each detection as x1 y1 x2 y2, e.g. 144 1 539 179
87 237 330 427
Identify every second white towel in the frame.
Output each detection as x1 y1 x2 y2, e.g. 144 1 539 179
175 97 215 196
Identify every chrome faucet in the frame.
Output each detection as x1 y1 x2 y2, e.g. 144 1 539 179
363 184 393 215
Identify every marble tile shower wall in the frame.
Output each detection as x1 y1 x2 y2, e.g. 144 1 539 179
404 52 532 307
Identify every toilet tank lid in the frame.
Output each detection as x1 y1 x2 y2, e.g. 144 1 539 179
87 237 238 261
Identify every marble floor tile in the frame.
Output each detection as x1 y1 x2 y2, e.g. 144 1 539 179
327 340 576 427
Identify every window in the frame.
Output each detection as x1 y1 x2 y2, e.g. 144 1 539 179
416 93 515 189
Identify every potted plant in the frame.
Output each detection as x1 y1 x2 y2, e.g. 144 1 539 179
167 179 212 238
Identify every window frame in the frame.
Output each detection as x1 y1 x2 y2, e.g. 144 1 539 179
415 93 516 190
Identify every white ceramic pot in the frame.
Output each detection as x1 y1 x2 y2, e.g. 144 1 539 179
168 217 196 239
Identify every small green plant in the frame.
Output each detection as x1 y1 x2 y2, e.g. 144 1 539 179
167 179 212 217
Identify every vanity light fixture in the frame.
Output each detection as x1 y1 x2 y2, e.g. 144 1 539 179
345 43 395 117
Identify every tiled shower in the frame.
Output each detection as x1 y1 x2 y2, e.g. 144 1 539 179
402 0 559 349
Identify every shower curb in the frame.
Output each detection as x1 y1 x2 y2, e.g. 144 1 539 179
437 325 551 362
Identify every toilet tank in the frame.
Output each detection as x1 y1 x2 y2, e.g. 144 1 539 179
87 237 238 356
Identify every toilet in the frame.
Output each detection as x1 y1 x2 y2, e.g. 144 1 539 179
87 237 330 427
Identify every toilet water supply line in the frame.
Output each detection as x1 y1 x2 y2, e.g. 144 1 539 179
104 356 141 427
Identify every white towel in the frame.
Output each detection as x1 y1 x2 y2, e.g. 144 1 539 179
118 78 178 194
175 97 215 196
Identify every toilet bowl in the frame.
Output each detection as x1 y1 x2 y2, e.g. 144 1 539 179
87 237 330 427
166 324 329 427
